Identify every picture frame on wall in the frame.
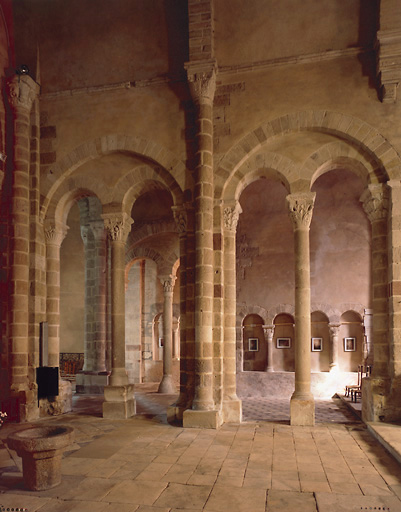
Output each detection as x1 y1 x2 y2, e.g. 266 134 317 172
311 337 323 352
344 337 356 352
277 337 291 349
248 338 259 352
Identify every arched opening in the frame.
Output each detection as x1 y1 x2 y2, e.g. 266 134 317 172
339 310 364 372
273 313 295 372
242 314 265 371
311 311 330 372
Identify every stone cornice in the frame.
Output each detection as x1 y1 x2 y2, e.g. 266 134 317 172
375 29 401 103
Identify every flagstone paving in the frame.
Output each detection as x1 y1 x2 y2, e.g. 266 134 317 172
0 387 400 511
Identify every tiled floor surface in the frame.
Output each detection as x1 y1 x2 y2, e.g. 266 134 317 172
0 387 400 512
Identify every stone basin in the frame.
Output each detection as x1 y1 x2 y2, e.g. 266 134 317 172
8 425 74 491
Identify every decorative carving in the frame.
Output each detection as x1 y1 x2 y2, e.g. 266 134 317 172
172 206 188 234
6 74 40 112
223 202 242 232
186 60 217 104
360 184 389 223
236 234 259 281
44 221 69 247
161 275 176 293
328 324 341 338
286 192 316 230
262 325 275 341
102 213 133 243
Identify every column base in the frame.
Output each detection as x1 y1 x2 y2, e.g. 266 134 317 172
183 409 222 429
158 375 177 394
222 398 242 423
76 372 109 394
290 394 315 426
102 384 135 419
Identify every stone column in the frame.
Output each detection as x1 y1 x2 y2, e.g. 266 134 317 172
328 324 340 372
183 61 220 429
76 220 108 393
6 74 39 395
101 212 135 419
263 325 275 372
360 184 390 422
287 192 316 426
44 221 69 369
363 309 374 365
158 275 177 394
222 201 242 422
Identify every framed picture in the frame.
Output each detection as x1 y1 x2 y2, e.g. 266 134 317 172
311 337 323 352
344 337 356 352
277 337 291 349
248 338 259 352
158 338 164 348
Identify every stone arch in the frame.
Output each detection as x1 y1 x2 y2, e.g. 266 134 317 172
222 152 294 201
339 303 365 319
215 110 401 198
40 134 189 220
311 303 342 325
236 303 267 328
125 246 164 269
305 143 374 187
46 187 103 228
128 220 177 247
267 303 295 325
114 168 184 214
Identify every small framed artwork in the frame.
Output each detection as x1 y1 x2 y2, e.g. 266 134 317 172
158 338 164 348
344 337 356 352
311 337 323 352
277 337 291 349
248 338 259 352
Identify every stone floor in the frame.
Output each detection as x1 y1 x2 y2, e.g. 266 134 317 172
1 386 401 512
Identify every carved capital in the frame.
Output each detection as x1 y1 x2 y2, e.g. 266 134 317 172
360 184 389 223
223 201 242 232
286 192 316 230
44 221 69 247
328 324 341 338
102 213 133 243
6 74 40 113
262 325 275 341
160 275 177 294
185 60 217 105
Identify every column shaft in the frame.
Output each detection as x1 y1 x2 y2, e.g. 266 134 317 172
6 75 39 392
287 192 315 426
158 276 177 394
263 325 275 372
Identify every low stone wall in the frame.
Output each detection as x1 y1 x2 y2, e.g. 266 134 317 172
237 371 358 399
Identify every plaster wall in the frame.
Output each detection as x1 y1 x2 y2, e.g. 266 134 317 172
214 0 377 67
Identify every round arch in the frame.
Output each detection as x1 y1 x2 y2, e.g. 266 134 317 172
40 134 190 220
215 110 401 199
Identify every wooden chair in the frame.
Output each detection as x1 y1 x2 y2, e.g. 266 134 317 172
346 365 372 402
